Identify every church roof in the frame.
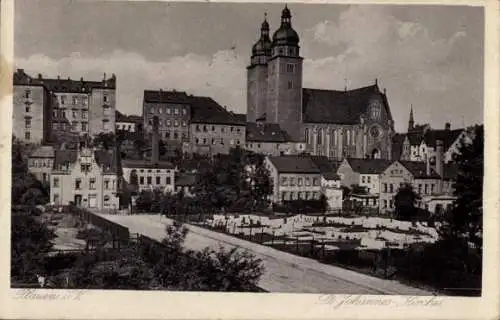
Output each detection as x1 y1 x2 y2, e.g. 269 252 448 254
302 85 392 124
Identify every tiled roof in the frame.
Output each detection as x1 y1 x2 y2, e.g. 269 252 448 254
268 155 321 174
302 84 392 124
310 155 339 175
346 158 393 174
399 161 441 179
423 129 464 150
246 123 289 142
13 69 116 91
175 172 196 187
54 149 78 168
143 90 244 125
29 145 55 158
122 159 175 169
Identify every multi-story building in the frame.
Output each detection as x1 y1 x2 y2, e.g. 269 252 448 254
245 122 305 156
116 110 143 133
28 145 55 183
13 69 116 144
143 90 246 155
336 158 392 191
247 6 395 160
309 155 342 210
121 116 176 193
50 147 120 210
265 155 322 204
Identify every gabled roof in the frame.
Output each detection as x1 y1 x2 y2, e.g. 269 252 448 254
423 129 464 150
14 69 116 91
399 161 441 179
29 145 55 158
246 123 289 142
346 158 393 174
302 84 392 125
268 155 320 174
143 90 191 104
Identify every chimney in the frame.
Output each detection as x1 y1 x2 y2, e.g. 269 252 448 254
445 122 451 131
151 116 160 164
38 74 43 80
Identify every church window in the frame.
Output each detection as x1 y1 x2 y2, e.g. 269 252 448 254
287 80 293 89
370 102 381 120
289 48 295 55
317 129 323 145
286 63 295 73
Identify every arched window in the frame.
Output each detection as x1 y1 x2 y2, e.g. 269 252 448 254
305 128 310 144
317 128 323 145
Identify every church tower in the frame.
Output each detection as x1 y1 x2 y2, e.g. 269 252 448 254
247 15 272 122
266 5 303 140
408 105 415 132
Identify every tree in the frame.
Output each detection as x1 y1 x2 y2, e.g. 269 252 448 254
11 213 55 283
247 152 273 212
442 125 484 251
394 183 419 221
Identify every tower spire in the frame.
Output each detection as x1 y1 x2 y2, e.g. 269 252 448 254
408 104 415 132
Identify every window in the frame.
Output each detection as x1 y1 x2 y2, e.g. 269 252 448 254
75 178 82 190
156 176 161 184
25 132 30 140
174 108 179 115
25 118 31 129
165 131 171 139
221 127 225 133
60 96 66 105
281 177 287 186
220 138 224 145
25 106 30 113
418 184 422 194
173 132 179 139
174 120 179 127
431 184 435 194
317 128 323 145
196 125 200 132
104 195 110 202
82 110 87 119
424 184 428 194
230 127 234 132
287 80 293 89
72 110 78 118
203 138 207 145
82 96 88 105
25 89 31 99
383 199 387 208
139 177 144 185
182 120 187 127
286 63 295 73
305 178 311 186
166 177 171 184
182 132 188 140
313 178 320 186
166 108 171 114
362 176 366 183
53 194 60 204
236 140 240 145
195 138 199 144
53 178 60 188
72 121 78 131
212 138 216 145
383 183 387 193
182 108 187 115
289 177 295 186
147 177 152 185
104 179 110 189
72 96 78 105
103 95 109 103
367 176 371 183
298 177 303 186
389 184 394 193
89 178 96 190
159 107 163 114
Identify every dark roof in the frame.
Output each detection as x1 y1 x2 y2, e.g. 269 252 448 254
143 90 244 125
246 123 290 142
423 129 464 150
346 158 393 174
302 84 392 124
233 113 247 123
399 161 441 179
54 150 78 168
13 69 116 91
406 132 423 146
122 159 174 169
309 156 340 179
175 173 196 187
268 155 320 174
116 110 142 123
94 150 118 173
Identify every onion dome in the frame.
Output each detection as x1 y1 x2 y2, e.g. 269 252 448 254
272 5 299 46
251 13 272 56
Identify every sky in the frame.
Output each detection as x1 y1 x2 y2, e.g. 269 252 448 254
14 0 484 132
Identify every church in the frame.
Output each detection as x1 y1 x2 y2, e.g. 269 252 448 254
246 5 395 160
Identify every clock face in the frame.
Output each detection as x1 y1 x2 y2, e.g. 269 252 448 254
370 125 381 138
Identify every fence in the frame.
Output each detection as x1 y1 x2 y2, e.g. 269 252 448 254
66 205 130 242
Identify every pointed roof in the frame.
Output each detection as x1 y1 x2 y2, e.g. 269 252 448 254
345 158 393 174
268 155 320 174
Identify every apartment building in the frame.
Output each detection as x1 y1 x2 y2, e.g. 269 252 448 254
50 147 120 210
265 155 323 204
27 145 55 183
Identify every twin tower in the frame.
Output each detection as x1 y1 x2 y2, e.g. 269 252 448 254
246 5 303 141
